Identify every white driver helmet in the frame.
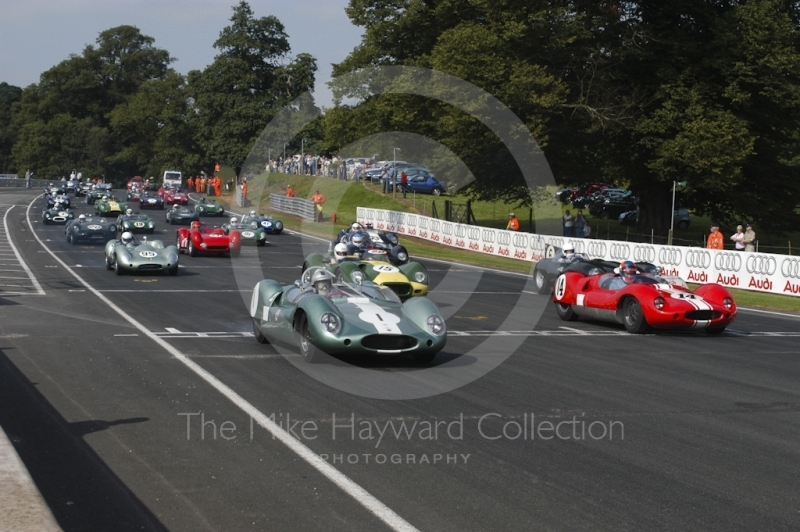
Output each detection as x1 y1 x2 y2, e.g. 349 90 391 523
121 232 133 245
351 222 362 232
249 210 257 217
334 243 349 261
563 244 575 260
173 204 180 210
126 209 133 215
102 195 108 200
311 269 334 295
78 214 86 221
230 217 238 224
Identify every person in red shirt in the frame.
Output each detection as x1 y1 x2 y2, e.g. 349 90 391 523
286 185 294 197
213 176 221 196
187 176 194 191
311 189 325 221
706 223 724 250
400 171 408 198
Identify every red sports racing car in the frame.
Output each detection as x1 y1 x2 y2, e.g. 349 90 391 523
552 268 736 334
177 222 240 258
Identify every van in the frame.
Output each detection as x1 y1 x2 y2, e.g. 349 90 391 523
163 170 182 189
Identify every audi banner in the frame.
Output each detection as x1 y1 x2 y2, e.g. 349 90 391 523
356 207 800 297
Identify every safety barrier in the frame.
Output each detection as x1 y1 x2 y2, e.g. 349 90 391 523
357 207 800 297
0 179 50 188
269 194 316 221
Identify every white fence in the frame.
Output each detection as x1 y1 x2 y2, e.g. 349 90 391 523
357 207 800 298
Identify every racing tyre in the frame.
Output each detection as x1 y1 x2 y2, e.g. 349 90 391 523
105 255 114 270
188 240 198 257
412 353 436 365
70 234 78 245
114 256 124 275
230 247 241 258
253 318 268 344
534 267 549 294
301 262 309 273
705 327 726 335
43 219 49 225
622 297 648 333
555 302 577 321
297 315 320 363
168 266 178 276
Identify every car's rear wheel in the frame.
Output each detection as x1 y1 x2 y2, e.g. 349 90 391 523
296 315 320 363
534 267 549 294
114 256 124 275
432 188 442 196
188 240 198 257
555 302 577 321
253 318 268 344
622 297 648 333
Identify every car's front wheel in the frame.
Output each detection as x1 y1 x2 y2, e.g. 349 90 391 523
168 265 178 276
622 297 648 333
297 315 320 363
105 255 114 270
188 240 198 257
114 256 124 275
432 187 442 196
253 318 268 344
534 267 549 294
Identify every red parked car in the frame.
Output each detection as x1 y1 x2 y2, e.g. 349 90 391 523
552 262 736 334
177 221 240 258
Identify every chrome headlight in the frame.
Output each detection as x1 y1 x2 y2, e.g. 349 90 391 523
654 297 665 310
148 221 154 227
123 222 130 229
723 297 733 310
110 226 117 232
351 271 364 283
427 315 445 336
414 271 427 283
397 251 408 262
320 312 341 333
387 234 398 244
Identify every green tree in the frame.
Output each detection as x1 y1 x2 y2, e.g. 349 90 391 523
190 2 318 173
0 82 23 173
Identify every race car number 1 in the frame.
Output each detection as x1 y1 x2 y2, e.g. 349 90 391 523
554 274 567 301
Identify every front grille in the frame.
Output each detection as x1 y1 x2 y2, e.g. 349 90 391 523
138 264 163 271
361 335 418 351
685 310 721 320
205 245 229 252
383 283 412 298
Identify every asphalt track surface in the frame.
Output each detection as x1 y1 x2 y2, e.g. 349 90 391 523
1 188 799 531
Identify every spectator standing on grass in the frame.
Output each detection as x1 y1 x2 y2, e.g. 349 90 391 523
506 213 520 231
311 189 326 222
382 167 390 193
286 184 294 197
241 178 248 204
730 225 745 251
187 176 194 191
400 170 408 198
563 210 574 237
744 224 756 252
707 223 724 249
574 209 587 238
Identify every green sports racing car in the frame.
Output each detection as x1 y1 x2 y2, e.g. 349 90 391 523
250 267 446 364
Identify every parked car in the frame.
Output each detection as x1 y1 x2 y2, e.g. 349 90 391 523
618 207 690 229
588 191 636 219
392 172 447 196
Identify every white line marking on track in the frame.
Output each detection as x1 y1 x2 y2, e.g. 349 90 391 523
28 196 420 532
738 307 800 319
164 327 182 334
558 326 592 335
3 205 44 295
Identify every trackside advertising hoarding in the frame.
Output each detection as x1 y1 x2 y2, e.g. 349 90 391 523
357 207 800 298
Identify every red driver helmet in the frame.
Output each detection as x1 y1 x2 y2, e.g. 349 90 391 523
191 221 202 230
